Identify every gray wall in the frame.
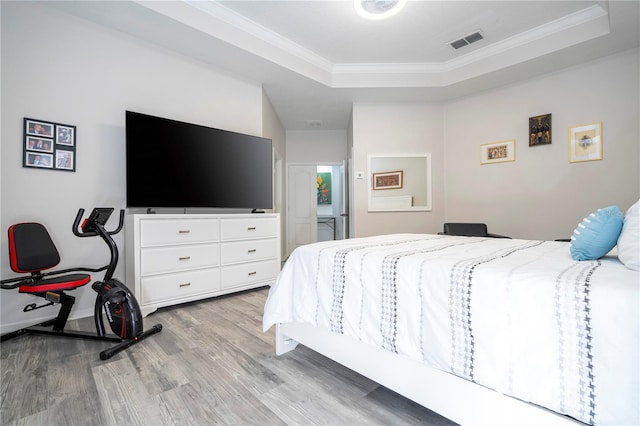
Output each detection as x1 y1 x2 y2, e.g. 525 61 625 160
444 49 639 240
350 49 639 239
262 92 287 257
351 103 446 237
0 2 267 331
286 130 348 163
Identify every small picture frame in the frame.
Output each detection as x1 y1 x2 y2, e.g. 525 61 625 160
56 125 75 146
26 136 54 153
372 170 403 190
55 150 75 170
23 117 76 172
569 122 602 163
529 113 552 146
25 119 54 138
481 139 516 164
25 152 53 168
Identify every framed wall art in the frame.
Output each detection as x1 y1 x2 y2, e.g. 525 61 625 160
480 139 515 165
569 122 602 163
23 117 76 171
529 113 551 146
317 172 332 205
372 170 403 190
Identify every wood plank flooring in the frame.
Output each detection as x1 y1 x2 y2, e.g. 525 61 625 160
1 287 458 426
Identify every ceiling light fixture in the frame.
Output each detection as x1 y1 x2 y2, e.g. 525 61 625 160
354 0 407 20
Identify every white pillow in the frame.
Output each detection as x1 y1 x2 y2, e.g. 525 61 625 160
617 200 640 271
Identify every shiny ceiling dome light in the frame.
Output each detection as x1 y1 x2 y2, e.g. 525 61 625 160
354 0 407 20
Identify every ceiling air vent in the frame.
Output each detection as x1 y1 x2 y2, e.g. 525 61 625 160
449 31 484 50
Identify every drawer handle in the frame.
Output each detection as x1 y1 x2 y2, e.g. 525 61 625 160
178 256 191 261
248 271 257 276
178 229 191 234
248 249 257 253
247 227 256 231
179 282 191 287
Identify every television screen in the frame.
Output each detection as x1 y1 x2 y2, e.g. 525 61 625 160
126 111 273 210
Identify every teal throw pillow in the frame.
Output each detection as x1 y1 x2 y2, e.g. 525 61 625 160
570 205 624 261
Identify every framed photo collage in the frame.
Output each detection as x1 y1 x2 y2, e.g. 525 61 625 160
23 117 76 172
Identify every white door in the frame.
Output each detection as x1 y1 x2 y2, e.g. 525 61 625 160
287 165 317 257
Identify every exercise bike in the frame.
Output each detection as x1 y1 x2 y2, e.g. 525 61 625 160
0 207 162 360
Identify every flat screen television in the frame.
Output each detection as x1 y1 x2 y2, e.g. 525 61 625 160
125 111 272 210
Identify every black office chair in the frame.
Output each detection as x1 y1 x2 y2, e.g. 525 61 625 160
440 223 511 238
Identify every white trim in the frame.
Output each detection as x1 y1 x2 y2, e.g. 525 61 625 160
0 307 94 335
332 4 610 88
164 1 610 89
183 0 334 73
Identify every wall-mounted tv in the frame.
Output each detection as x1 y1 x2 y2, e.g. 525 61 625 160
125 111 272 210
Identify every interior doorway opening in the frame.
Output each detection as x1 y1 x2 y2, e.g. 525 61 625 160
286 162 348 258
316 164 344 242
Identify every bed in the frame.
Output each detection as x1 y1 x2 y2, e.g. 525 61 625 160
263 234 639 425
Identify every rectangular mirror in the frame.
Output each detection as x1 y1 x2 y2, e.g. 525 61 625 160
368 153 432 212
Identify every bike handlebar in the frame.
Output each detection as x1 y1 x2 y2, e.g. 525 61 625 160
72 208 125 237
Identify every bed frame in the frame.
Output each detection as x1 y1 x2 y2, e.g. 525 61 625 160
276 322 583 426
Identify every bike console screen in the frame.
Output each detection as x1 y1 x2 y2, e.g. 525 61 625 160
82 208 114 232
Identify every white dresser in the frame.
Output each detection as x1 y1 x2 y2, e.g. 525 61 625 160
125 213 280 316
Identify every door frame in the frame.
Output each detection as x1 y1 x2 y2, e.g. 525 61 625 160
286 161 347 257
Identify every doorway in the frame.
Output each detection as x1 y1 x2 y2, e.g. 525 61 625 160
286 163 348 257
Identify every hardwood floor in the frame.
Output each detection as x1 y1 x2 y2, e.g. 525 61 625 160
1 287 458 425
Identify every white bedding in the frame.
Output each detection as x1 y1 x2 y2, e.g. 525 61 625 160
263 234 639 425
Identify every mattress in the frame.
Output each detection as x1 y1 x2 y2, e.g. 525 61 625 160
263 234 639 425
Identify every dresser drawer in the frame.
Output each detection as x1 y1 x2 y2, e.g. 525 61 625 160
141 244 220 275
141 268 220 305
127 213 280 316
221 218 278 241
221 259 280 289
221 238 279 265
140 219 219 246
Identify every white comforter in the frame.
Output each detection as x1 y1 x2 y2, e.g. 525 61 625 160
263 234 639 425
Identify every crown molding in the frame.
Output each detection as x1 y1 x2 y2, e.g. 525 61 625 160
332 6 609 75
183 0 334 73
158 1 610 89
331 4 610 88
442 4 609 72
